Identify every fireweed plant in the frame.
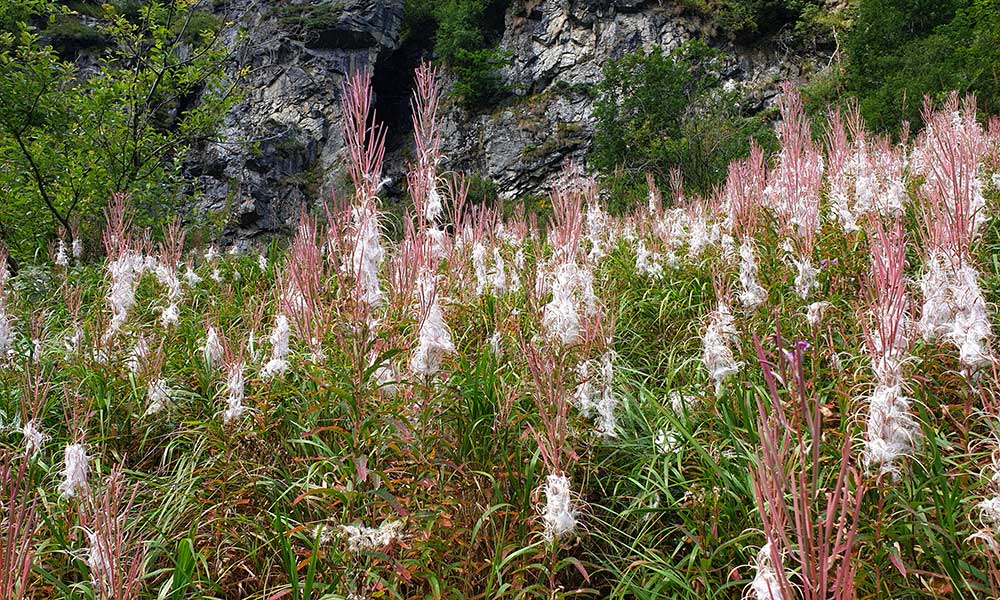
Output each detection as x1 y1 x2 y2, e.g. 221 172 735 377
0 66 999 599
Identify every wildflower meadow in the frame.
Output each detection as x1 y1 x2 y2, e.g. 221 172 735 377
2 63 1000 599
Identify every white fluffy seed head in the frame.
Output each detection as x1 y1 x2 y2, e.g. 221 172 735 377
341 519 403 552
793 257 818 300
410 301 455 378
203 326 224 366
22 420 45 458
145 378 172 416
59 443 89 498
160 303 180 328
738 241 767 309
542 473 577 541
862 384 920 478
748 543 786 600
223 362 245 424
55 240 69 268
702 303 741 395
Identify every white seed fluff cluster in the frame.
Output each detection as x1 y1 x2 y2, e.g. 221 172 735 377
59 442 89 498
145 378 172 416
104 251 146 340
261 314 291 379
202 326 224 367
748 543 786 600
738 240 768 309
541 262 597 347
222 362 245 425
861 384 920 478
542 473 577 541
792 257 819 300
351 204 386 307
55 239 70 268
86 528 113 591
594 349 618 437
410 271 454 378
635 240 664 279
702 302 741 395
341 519 404 552
918 250 993 377
22 419 45 458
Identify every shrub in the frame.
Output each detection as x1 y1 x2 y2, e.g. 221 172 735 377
591 40 776 204
837 0 1000 134
678 0 823 40
402 0 510 110
276 2 344 44
432 0 510 109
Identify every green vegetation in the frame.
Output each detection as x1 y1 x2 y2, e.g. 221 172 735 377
0 0 238 263
678 0 825 40
0 111 999 596
43 14 110 56
275 2 344 44
591 41 776 208
403 0 510 109
816 0 1000 134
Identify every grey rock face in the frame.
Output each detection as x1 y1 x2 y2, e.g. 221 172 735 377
435 0 827 202
196 0 827 244
191 0 403 244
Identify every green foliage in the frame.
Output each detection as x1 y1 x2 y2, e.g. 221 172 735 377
433 0 511 109
172 8 222 45
591 40 776 206
42 14 110 56
678 0 823 40
836 0 1000 133
465 172 499 206
275 2 344 44
0 0 238 262
402 0 510 110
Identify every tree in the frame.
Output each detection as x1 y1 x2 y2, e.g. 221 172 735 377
0 0 241 262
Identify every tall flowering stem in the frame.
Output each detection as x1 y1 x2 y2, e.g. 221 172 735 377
523 339 579 541
79 464 146 600
20 355 50 458
0 451 38 599
917 93 989 255
915 93 994 380
702 275 741 395
342 70 388 309
726 143 768 309
410 61 444 228
154 217 185 327
767 84 824 299
102 193 143 341
280 211 328 354
862 217 913 387
751 331 863 600
727 141 766 242
342 70 387 205
860 216 920 477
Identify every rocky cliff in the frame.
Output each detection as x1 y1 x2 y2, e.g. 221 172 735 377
197 0 831 244
191 0 404 245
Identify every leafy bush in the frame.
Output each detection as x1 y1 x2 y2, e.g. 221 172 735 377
403 0 510 110
837 0 1000 133
678 0 823 40
591 40 776 205
276 2 344 44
